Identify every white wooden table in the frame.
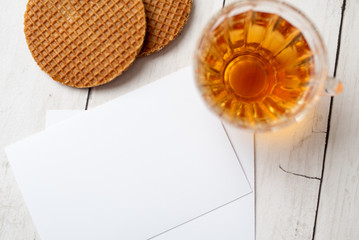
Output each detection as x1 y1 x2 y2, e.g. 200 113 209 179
1 0 358 239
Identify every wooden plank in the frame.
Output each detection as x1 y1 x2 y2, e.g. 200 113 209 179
0 1 348 240
0 1 225 239
0 1 88 239
87 0 224 108
222 0 342 239
315 0 359 239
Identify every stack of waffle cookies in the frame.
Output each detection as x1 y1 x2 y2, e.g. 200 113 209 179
24 0 193 88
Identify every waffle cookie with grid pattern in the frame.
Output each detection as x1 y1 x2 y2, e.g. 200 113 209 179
24 0 146 88
139 0 193 57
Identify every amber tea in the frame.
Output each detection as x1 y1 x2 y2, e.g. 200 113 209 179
195 8 317 130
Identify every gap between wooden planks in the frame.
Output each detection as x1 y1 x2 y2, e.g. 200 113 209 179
223 0 343 239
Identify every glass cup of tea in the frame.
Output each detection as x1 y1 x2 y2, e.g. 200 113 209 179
193 0 342 131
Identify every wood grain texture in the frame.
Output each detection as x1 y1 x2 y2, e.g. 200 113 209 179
0 0 354 240
223 0 342 239
315 0 359 239
0 1 224 239
0 0 88 239
255 0 342 238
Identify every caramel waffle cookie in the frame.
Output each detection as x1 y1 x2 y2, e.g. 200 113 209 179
24 0 146 88
139 0 193 57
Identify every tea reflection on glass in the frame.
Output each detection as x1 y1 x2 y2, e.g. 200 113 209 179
194 0 331 131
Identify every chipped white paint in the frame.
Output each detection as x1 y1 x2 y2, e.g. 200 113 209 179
0 0 88 239
223 0 342 239
0 0 356 240
315 0 359 239
0 1 223 239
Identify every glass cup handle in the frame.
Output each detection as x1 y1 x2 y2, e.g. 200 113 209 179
324 76 343 96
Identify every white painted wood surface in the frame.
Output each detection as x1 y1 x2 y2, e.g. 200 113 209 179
0 0 88 239
224 0 342 239
316 0 359 239
0 0 356 240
